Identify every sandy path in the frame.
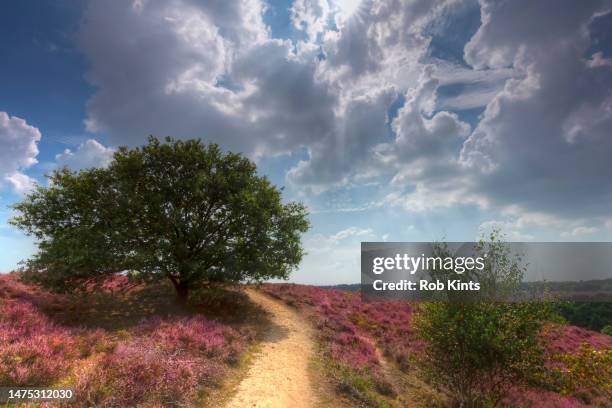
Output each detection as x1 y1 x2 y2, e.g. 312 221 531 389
224 289 316 408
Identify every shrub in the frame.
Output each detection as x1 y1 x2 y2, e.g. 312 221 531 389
415 301 551 406
73 316 251 407
137 316 250 364
0 274 254 406
553 343 612 401
414 233 554 406
329 361 394 407
0 300 78 386
75 338 216 407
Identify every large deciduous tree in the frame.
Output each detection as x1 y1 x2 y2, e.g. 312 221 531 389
11 137 309 304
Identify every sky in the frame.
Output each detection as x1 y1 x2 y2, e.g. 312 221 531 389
1 0 612 284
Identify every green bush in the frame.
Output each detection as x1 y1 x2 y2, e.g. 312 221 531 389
415 232 553 406
416 301 551 406
552 343 612 400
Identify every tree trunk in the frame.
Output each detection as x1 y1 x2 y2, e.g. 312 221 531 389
175 284 189 306
169 276 190 306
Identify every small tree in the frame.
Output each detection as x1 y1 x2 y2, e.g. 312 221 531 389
415 232 553 406
11 137 309 304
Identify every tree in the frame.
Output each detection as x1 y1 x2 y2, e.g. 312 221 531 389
11 137 309 304
415 232 553 406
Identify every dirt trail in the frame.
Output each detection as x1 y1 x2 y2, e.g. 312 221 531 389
225 289 316 408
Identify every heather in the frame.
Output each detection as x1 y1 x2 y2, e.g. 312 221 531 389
3 271 611 407
0 299 87 386
0 273 257 407
263 283 612 407
262 283 419 364
262 284 427 406
74 317 251 406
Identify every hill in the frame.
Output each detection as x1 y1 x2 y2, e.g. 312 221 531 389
0 272 264 407
1 274 611 407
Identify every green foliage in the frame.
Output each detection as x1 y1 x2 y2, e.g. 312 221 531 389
416 301 552 406
552 343 612 400
328 360 394 408
428 234 524 302
554 302 612 332
11 137 309 302
602 325 612 336
523 279 612 293
415 231 553 406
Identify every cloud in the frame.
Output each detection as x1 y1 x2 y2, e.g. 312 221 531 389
287 88 395 188
434 62 520 109
76 0 612 236
479 210 609 242
305 226 375 249
387 68 471 165
0 112 41 194
372 2 612 228
321 0 445 80
349 0 612 227
79 0 340 159
460 0 612 219
79 0 458 187
4 173 36 194
561 226 599 238
464 1 607 70
478 220 535 241
81 0 259 147
290 0 330 42
330 226 374 242
294 226 377 284
309 200 384 214
55 139 115 170
366 66 481 212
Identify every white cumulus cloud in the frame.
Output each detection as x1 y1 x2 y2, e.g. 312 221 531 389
0 112 41 194
74 0 612 235
55 139 115 170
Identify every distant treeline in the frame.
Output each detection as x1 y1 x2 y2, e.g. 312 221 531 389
324 278 612 294
320 283 361 292
521 278 612 293
553 302 612 332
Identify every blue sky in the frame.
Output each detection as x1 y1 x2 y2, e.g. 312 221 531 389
1 0 612 284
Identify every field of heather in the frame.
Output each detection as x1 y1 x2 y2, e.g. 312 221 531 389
1 273 611 408
0 273 263 407
262 284 612 408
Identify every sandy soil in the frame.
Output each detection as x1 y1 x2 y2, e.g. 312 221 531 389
224 289 316 408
